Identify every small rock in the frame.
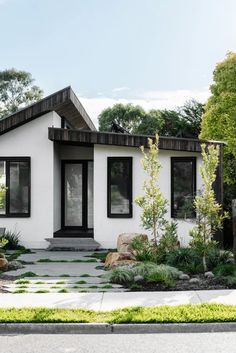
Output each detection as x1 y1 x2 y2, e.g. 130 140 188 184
134 275 144 282
189 278 200 284
179 273 190 280
204 271 214 279
7 260 24 271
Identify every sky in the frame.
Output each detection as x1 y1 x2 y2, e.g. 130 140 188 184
0 0 236 126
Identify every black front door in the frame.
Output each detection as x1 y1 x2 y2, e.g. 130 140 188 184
61 161 93 230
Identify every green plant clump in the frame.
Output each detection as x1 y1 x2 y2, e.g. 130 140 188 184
1 304 236 323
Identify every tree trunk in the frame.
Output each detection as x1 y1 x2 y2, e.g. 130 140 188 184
232 200 236 264
203 253 207 272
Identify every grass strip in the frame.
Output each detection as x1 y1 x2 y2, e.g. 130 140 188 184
1 304 236 323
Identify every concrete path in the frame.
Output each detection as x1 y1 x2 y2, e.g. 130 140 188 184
1 289 236 310
3 250 127 293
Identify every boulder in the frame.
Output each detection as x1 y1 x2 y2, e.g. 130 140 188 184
0 257 8 271
105 252 136 268
204 271 214 279
179 273 190 280
117 233 148 253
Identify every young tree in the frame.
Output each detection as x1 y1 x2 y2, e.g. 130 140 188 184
135 134 168 245
190 144 227 272
0 68 43 119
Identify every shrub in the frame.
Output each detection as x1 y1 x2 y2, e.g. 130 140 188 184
132 262 159 277
131 237 155 262
206 248 233 270
157 221 179 262
109 266 134 284
0 230 22 250
213 263 236 277
166 248 200 272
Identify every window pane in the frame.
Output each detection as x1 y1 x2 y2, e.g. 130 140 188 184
9 161 30 214
64 163 83 227
0 161 6 215
109 159 132 215
172 159 195 218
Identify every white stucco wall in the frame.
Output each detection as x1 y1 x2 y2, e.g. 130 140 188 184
0 111 61 248
94 144 203 249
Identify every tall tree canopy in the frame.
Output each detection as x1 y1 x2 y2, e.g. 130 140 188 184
0 68 43 119
200 52 236 187
98 99 203 138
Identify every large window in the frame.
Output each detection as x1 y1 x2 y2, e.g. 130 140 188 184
171 157 196 219
0 157 30 217
107 157 132 218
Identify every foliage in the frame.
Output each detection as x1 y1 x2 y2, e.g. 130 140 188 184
206 248 233 270
131 237 155 262
98 100 203 138
157 221 179 262
190 144 227 272
109 263 181 289
1 304 236 323
109 266 135 284
200 52 236 188
213 263 236 277
0 230 21 250
135 134 168 245
0 238 8 249
166 248 201 273
0 68 43 119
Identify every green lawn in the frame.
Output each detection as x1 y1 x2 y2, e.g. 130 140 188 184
1 304 236 323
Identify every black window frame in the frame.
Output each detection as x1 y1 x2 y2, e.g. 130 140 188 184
171 157 196 219
0 157 31 218
107 157 133 218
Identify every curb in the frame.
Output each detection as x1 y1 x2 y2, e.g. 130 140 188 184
1 322 236 334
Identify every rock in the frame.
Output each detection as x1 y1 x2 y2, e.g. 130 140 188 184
204 271 214 279
0 257 8 270
7 261 24 271
105 252 136 268
117 233 148 253
111 260 138 268
189 278 200 284
179 273 190 280
134 275 144 282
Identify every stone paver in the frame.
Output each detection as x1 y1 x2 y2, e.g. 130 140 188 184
3 250 123 294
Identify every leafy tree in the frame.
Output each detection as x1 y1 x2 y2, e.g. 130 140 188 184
0 68 43 119
190 144 227 272
178 99 204 137
200 52 236 187
99 101 203 138
98 103 145 133
135 134 168 245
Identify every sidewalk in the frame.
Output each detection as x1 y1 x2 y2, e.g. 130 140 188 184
1 290 236 311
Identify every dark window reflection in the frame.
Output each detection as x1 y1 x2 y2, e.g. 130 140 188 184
172 158 196 219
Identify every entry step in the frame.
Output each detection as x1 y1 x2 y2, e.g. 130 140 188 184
45 238 100 251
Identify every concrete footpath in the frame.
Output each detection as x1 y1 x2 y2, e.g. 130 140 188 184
1 289 236 311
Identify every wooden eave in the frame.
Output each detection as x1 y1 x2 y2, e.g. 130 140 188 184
48 127 225 152
0 86 96 136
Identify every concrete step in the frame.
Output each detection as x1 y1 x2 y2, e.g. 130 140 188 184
45 238 100 251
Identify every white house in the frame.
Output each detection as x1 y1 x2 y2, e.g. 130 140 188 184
0 87 224 250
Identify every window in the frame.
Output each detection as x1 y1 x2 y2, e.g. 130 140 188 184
107 157 132 218
0 158 30 217
171 157 196 219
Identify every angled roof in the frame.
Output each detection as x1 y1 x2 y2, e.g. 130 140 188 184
48 127 225 152
0 86 96 136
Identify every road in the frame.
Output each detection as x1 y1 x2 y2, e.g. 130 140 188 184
0 333 236 353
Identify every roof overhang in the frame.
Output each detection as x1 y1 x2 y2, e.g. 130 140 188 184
48 128 224 152
0 86 96 136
